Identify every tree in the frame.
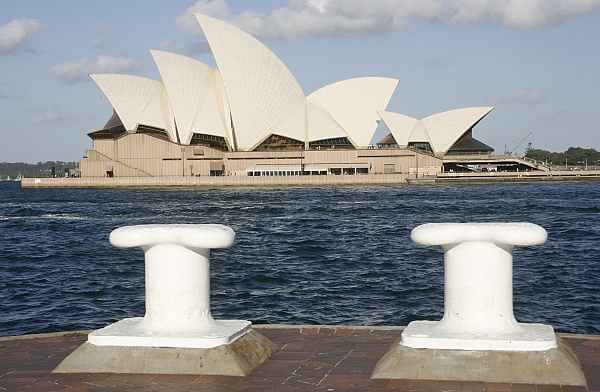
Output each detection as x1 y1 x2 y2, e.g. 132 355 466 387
0 161 78 178
525 146 600 168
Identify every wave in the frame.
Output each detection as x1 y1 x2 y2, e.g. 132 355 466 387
2 182 600 336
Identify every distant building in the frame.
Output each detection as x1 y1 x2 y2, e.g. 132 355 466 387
79 14 497 180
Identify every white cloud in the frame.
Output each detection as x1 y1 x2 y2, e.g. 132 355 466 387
450 0 600 28
48 55 144 84
176 0 231 36
0 18 43 54
34 109 64 125
174 0 600 39
490 90 545 104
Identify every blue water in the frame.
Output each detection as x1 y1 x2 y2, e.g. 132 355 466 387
0 181 599 337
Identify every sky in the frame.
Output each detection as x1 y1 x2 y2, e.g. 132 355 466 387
1 0 599 163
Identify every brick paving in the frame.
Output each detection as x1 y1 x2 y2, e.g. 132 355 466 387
0 326 598 391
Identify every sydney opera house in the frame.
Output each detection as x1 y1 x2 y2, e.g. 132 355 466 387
78 13 502 181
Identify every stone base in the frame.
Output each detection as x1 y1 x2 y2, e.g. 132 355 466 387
88 317 251 349
402 320 557 351
53 329 278 376
371 336 586 386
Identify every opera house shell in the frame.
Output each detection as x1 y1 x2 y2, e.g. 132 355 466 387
79 13 494 180
377 107 494 156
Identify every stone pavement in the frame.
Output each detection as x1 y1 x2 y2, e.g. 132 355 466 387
0 325 598 391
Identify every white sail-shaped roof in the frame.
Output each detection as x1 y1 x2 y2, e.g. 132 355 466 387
90 15 406 151
307 100 348 142
266 97 308 144
151 50 228 144
138 85 176 141
307 77 398 147
195 13 306 150
90 74 175 141
422 107 493 154
409 122 431 143
376 111 419 148
378 107 494 155
188 69 230 141
213 69 234 147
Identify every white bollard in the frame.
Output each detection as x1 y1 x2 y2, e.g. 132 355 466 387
401 222 557 351
87 224 251 349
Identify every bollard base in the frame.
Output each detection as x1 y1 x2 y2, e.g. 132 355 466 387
402 320 557 351
87 317 251 349
53 329 278 376
371 335 587 386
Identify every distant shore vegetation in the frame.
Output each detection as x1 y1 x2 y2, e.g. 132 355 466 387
524 145 600 169
0 161 77 179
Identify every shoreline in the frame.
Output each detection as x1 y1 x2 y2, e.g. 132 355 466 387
409 169 600 185
20 170 600 188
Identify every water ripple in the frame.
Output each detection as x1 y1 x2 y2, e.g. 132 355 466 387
0 181 599 336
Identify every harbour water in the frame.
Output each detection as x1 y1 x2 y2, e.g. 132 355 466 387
1 181 599 337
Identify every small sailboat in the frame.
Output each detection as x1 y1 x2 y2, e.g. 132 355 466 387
14 174 22 181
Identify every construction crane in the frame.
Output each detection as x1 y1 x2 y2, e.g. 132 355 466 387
504 132 532 155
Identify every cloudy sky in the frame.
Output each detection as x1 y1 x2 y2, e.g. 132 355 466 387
1 0 599 163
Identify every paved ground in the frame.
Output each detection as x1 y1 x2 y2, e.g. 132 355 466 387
1 325 598 391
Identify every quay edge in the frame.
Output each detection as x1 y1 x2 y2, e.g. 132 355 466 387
21 170 600 188
408 170 600 185
21 174 411 188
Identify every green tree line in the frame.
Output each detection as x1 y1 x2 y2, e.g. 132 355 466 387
524 145 600 169
0 161 78 179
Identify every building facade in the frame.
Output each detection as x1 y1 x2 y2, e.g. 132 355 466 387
78 13 495 180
